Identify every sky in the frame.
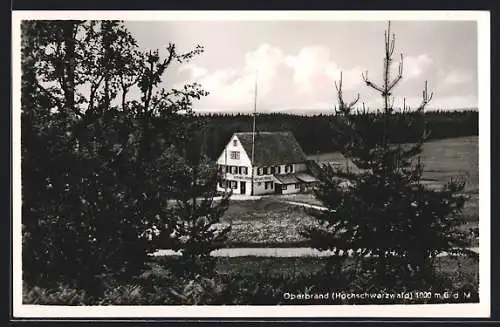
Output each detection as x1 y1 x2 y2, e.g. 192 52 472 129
124 20 478 114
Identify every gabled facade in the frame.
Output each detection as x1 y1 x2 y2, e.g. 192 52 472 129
216 131 318 195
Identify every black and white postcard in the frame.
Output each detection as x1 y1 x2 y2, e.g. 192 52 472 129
11 10 491 318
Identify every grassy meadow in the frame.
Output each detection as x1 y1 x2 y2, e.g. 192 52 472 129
222 136 479 247
310 136 478 193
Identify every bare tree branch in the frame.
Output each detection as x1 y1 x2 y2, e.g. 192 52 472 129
416 80 433 112
334 72 359 114
349 93 360 108
398 53 404 76
362 71 384 93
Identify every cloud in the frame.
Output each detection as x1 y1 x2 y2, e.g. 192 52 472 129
199 69 250 108
244 43 284 96
285 46 331 93
178 64 209 79
285 46 363 94
404 54 433 79
179 44 285 110
198 69 238 91
175 46 473 113
443 70 473 85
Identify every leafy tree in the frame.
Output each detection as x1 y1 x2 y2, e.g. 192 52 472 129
301 21 475 289
20 20 221 292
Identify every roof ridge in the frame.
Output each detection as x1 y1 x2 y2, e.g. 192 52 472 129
235 131 292 134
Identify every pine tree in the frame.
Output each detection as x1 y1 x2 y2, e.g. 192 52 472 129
301 21 475 290
163 120 231 277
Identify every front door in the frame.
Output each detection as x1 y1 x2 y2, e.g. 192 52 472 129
240 181 246 195
275 184 283 194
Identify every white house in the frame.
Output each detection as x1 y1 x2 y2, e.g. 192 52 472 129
216 131 318 195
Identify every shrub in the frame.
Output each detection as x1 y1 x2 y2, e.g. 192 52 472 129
23 284 89 305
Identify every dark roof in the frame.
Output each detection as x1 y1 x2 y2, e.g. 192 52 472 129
235 131 307 166
274 174 300 184
295 172 319 183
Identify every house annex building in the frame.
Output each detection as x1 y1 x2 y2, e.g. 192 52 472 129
216 131 318 195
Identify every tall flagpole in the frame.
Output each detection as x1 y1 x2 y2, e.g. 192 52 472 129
224 147 227 195
250 69 258 196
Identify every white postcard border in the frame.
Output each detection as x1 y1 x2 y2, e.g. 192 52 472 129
11 10 491 319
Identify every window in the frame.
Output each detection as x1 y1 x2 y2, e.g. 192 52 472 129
282 184 287 190
230 151 240 160
230 166 238 174
218 179 225 187
285 164 293 173
265 181 274 190
276 166 281 174
295 183 300 189
231 181 237 189
236 166 248 175
257 167 263 176
233 139 238 146
270 167 275 174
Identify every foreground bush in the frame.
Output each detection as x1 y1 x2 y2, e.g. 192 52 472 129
23 284 89 305
23 256 478 305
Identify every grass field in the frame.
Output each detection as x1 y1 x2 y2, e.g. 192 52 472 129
222 136 479 246
309 135 479 220
310 136 478 192
214 256 479 284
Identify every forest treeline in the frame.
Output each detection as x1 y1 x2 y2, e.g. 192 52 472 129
191 110 478 160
